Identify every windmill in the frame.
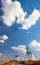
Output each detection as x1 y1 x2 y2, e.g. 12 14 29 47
26 46 40 60
26 47 34 60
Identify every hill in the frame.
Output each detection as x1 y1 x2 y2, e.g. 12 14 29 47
0 60 40 65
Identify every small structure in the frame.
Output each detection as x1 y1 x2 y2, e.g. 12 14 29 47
14 55 20 61
14 55 24 61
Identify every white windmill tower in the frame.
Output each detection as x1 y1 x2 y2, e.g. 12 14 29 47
14 55 20 61
26 47 34 60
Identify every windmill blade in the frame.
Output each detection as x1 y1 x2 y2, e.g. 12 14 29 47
26 46 29 56
26 46 29 54
34 53 40 60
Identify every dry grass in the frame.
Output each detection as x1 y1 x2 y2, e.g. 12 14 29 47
0 60 40 65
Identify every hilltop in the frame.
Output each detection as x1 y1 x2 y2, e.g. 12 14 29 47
0 60 40 65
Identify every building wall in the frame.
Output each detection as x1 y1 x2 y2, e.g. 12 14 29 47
28 53 34 60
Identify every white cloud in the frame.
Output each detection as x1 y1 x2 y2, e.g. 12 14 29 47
0 35 8 43
2 35 8 40
21 9 40 30
0 53 2 56
0 40 5 43
2 0 40 30
29 40 40 51
2 0 27 26
11 45 27 54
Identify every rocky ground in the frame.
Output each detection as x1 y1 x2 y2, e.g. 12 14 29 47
0 60 40 65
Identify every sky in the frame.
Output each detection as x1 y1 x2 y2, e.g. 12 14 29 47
0 0 40 62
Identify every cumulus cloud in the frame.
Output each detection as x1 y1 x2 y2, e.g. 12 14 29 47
2 0 27 26
0 35 8 43
29 40 40 51
0 40 5 43
2 35 8 40
2 0 40 30
11 45 27 54
21 9 40 30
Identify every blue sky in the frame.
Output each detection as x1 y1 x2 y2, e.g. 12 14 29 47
0 0 40 61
